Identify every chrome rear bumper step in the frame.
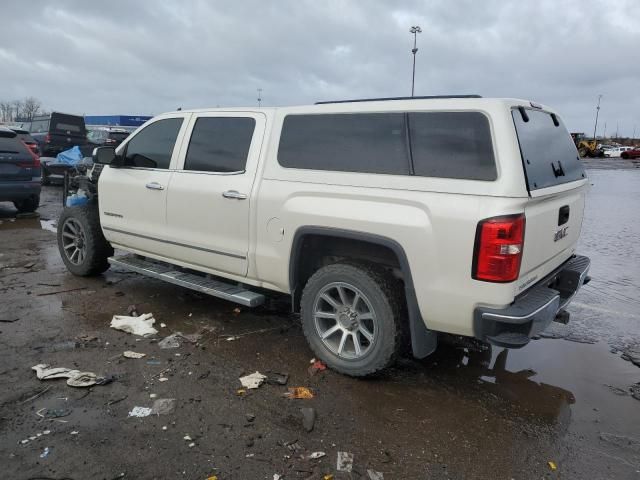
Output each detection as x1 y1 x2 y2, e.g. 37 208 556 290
108 255 265 307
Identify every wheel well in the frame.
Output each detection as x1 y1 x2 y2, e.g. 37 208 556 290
290 232 403 312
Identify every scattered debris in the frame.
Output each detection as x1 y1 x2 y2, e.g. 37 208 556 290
37 408 72 419
40 219 57 233
323 475 334 480
233 307 241 315
367 469 384 480
160 323 167 328
225 336 240 342
337 451 354 472
246 413 256 423
301 407 316 432
158 333 183 349
19 386 51 404
127 305 139 316
273 475 282 480
548 461 557 471
123 351 146 359
70 431 79 435
151 398 177 415
158 377 169 382
106 395 128 406
110 313 158 337
267 372 289 386
40 447 51 458
308 359 327 376
128 406 153 418
240 371 267 389
308 451 326 460
67 372 98 388
183 435 193 441
18 430 50 445
32 364 97 388
146 359 162 365
284 387 314 399
188 442 195 448
37 286 86 297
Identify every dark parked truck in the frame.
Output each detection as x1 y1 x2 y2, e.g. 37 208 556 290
29 112 88 156
0 126 41 213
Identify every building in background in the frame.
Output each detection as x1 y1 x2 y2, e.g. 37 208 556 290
84 115 152 128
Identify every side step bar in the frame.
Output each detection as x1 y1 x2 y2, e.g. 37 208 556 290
108 255 265 307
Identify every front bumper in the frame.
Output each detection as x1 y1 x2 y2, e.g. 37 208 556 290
474 255 591 348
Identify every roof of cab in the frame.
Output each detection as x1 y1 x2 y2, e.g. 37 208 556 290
161 97 555 117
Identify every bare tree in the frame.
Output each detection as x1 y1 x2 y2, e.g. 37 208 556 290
21 96 42 121
0 101 13 122
11 100 23 122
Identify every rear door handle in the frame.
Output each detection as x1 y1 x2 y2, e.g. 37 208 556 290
222 190 247 200
145 182 164 190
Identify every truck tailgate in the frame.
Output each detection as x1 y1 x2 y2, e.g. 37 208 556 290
520 184 586 276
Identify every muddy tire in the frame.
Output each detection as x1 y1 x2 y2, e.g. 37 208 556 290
57 204 113 276
13 195 40 213
300 262 403 377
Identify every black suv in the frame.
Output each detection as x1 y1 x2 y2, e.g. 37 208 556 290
87 127 131 147
29 112 87 156
0 126 41 213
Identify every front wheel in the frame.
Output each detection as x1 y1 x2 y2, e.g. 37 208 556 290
57 204 113 276
300 263 403 376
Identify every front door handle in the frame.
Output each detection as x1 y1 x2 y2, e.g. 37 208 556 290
145 182 164 190
222 190 247 200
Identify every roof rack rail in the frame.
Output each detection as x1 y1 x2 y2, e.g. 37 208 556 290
315 95 482 105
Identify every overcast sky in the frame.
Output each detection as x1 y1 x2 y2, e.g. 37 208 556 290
1 0 638 135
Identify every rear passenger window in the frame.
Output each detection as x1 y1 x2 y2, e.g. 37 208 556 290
278 113 410 175
124 118 183 169
409 112 496 180
184 117 255 173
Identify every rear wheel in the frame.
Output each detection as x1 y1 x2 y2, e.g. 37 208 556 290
301 262 403 376
57 204 113 276
13 195 40 213
621 152 629 159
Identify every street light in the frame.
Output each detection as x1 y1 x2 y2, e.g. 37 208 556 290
592 94 602 140
410 25 422 97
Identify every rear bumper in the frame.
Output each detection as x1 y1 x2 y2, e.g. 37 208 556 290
473 255 591 348
0 181 41 202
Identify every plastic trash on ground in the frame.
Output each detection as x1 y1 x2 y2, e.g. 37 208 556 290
284 386 314 399
151 398 177 415
239 371 267 389
308 359 327 376
123 351 146 359
32 364 97 387
110 312 158 337
128 406 153 418
308 451 326 459
337 451 354 472
548 461 558 471
367 469 384 480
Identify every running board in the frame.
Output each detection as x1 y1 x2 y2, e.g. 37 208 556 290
108 255 265 307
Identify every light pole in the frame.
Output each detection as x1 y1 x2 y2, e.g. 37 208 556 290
410 25 422 97
603 121 607 139
592 94 602 140
257 88 262 108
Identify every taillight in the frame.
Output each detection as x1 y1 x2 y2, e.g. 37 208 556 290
472 214 525 282
20 140 41 168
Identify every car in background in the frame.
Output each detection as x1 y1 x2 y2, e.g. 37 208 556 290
9 127 40 157
87 127 131 147
29 112 87 156
621 147 640 159
604 146 633 158
0 126 41 213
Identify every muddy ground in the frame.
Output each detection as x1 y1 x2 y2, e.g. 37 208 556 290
1 159 639 480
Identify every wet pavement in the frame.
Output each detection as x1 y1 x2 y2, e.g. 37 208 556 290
0 160 639 479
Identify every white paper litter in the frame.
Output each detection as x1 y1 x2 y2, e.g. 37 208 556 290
337 451 354 472
123 351 146 359
110 313 158 337
128 406 153 417
239 371 267 389
308 451 326 459
40 219 57 233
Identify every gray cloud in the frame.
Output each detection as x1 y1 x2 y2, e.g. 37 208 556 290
1 0 638 135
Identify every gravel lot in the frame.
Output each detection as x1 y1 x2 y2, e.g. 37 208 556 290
1 159 639 479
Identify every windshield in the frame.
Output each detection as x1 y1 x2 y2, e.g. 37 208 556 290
512 108 586 190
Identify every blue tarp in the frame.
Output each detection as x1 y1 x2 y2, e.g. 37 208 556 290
56 146 83 165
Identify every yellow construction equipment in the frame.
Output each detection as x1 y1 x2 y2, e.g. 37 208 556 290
571 132 603 157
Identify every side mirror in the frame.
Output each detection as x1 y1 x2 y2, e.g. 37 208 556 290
92 146 120 165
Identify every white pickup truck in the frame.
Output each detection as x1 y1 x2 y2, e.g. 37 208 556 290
57 96 591 376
